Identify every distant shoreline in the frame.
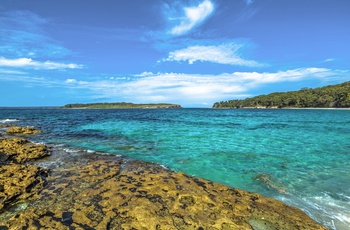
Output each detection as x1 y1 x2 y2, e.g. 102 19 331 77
62 102 182 109
213 107 350 110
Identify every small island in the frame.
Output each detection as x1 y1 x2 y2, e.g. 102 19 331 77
213 81 350 109
62 102 182 109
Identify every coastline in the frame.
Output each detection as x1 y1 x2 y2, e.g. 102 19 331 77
213 107 350 110
0 125 327 229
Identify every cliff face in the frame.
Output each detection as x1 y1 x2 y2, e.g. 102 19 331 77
0 126 326 229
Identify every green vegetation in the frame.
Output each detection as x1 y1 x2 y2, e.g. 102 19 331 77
213 81 350 109
62 102 182 109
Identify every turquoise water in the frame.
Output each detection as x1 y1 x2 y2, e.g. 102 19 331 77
1 108 349 229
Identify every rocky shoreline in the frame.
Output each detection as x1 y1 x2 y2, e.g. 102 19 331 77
0 125 327 229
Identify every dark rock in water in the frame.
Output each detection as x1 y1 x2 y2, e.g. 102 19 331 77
0 124 15 129
0 153 8 164
61 212 74 226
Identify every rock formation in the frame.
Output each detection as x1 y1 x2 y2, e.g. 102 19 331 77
0 126 327 229
5 126 41 135
0 138 50 163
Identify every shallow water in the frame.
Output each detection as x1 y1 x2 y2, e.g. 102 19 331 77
1 108 349 229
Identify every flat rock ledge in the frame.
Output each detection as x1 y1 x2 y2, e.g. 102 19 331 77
0 160 327 229
0 164 48 211
0 138 50 164
0 127 326 229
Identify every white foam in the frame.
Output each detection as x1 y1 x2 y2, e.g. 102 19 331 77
319 195 350 230
0 118 19 123
281 193 350 230
63 148 79 153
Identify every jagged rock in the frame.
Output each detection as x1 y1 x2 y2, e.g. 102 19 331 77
0 164 48 211
0 156 326 229
0 138 50 163
5 126 41 135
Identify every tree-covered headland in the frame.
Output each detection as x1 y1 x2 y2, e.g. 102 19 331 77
213 81 350 109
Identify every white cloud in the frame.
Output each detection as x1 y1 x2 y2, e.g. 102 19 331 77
0 57 83 70
1 67 346 107
60 67 342 106
164 43 263 67
170 0 214 35
0 68 26 75
65 79 77 83
324 58 335 62
135 71 155 77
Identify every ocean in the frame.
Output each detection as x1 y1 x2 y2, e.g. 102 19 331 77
1 107 349 229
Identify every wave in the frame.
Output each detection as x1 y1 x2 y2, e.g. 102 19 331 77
0 118 19 123
279 192 350 230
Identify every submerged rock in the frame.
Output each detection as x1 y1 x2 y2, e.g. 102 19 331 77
0 155 327 229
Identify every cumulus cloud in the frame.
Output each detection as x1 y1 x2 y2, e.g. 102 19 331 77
164 43 263 67
1 67 345 107
0 57 83 70
61 67 342 106
169 0 214 35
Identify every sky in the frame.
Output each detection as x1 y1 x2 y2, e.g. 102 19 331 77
0 0 349 107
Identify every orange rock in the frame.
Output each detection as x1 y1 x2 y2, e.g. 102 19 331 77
0 157 327 229
0 138 50 163
0 164 48 211
6 126 41 135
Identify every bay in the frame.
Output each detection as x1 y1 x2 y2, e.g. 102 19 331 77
1 107 349 229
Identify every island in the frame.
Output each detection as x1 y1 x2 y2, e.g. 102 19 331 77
213 81 350 109
62 102 182 109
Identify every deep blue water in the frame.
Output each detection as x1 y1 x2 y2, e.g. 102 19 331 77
1 108 349 229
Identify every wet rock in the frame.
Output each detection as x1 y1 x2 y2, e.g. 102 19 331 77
0 156 326 229
0 164 48 211
5 126 41 135
0 124 15 129
0 138 50 163
0 153 8 165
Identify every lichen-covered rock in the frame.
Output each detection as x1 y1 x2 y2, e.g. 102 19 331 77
0 164 48 211
0 138 50 163
5 126 41 135
0 156 327 230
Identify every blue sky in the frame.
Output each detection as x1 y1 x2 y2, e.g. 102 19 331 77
0 0 349 107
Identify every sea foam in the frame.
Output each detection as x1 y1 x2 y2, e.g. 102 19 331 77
0 118 19 123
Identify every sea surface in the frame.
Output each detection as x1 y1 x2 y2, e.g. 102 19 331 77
1 107 349 229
